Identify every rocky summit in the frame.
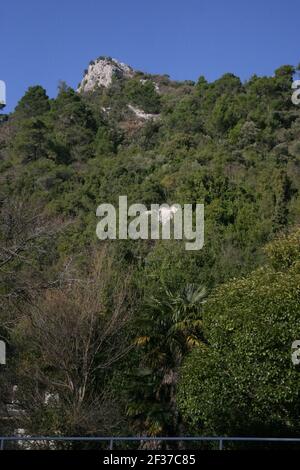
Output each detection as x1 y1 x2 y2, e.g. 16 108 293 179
78 56 134 92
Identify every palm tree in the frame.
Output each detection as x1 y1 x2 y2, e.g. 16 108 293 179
128 283 207 437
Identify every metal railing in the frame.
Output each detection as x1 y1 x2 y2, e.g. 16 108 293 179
1 436 300 450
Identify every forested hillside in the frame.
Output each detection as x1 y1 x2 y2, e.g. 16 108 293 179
1 58 300 441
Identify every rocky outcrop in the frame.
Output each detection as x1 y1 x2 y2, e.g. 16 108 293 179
127 104 160 121
78 57 134 92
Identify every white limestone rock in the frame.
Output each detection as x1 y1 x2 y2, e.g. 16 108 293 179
78 57 134 92
127 104 160 121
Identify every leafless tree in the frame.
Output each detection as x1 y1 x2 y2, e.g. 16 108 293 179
0 197 66 307
0 197 69 435
13 249 134 436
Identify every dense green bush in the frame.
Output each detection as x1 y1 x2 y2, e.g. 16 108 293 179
178 229 300 436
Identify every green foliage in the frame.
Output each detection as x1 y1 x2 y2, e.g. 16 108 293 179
94 125 119 156
1 63 300 438
178 229 300 436
14 86 50 119
127 283 206 435
48 86 97 162
12 118 50 163
125 79 161 113
265 229 300 270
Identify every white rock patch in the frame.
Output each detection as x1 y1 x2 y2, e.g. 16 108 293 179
78 57 134 92
128 104 160 121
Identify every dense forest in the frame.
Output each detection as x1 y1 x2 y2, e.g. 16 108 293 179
1 58 300 445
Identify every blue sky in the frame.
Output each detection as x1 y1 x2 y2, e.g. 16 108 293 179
1 0 300 112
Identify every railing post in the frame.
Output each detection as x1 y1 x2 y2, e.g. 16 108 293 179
109 439 113 450
219 438 223 450
0 439 4 450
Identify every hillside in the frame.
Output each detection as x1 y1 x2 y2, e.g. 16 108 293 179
0 58 300 440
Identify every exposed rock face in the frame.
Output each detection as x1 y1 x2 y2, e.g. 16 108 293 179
78 57 162 124
127 104 160 121
78 57 134 92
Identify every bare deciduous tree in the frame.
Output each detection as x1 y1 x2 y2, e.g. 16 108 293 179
13 249 134 436
0 197 66 305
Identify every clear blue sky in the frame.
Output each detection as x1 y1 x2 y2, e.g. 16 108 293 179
1 0 300 112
